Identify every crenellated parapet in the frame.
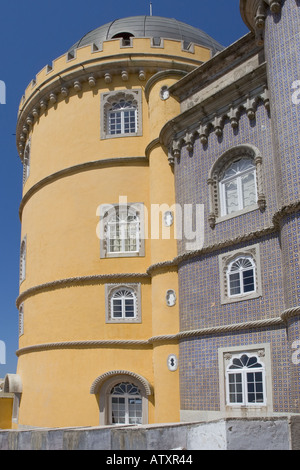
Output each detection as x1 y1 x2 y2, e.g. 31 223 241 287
240 0 282 45
16 37 211 160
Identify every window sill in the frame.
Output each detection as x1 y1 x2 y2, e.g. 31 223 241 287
221 292 262 305
216 204 259 224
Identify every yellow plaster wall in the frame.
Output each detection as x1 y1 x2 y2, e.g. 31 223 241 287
0 396 13 429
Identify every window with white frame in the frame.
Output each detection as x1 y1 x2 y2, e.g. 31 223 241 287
19 304 24 337
22 139 31 185
108 99 137 135
101 90 142 139
220 158 257 216
226 353 266 406
19 236 27 285
109 382 143 425
218 244 262 304
207 145 266 228
105 283 141 323
111 288 136 319
99 203 145 258
227 256 256 297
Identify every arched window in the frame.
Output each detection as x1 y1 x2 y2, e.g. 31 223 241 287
110 382 142 425
90 371 151 425
219 158 257 216
111 288 136 319
226 353 266 406
99 202 145 258
227 255 256 297
105 283 141 323
108 99 137 135
19 236 27 285
207 145 266 228
101 90 142 139
107 206 139 255
23 139 31 185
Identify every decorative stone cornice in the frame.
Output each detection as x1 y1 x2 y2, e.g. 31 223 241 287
16 38 206 160
166 85 269 165
240 0 282 45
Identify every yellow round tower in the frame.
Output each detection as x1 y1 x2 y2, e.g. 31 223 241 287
12 16 222 428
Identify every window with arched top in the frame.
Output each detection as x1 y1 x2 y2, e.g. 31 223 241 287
227 255 256 298
19 236 27 285
207 145 266 228
111 288 136 319
219 158 257 216
110 382 143 425
218 244 262 304
90 371 150 425
226 353 266 406
105 283 141 323
101 90 142 139
99 203 145 258
23 139 31 185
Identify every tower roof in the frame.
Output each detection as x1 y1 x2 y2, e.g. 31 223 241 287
69 16 223 54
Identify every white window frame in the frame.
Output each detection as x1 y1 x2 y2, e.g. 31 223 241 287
22 139 31 185
219 158 257 217
111 287 137 320
218 244 262 304
19 304 24 337
101 90 142 139
108 100 137 135
226 353 266 406
109 382 143 425
105 283 141 324
226 255 256 298
99 203 145 259
19 236 27 285
218 344 273 416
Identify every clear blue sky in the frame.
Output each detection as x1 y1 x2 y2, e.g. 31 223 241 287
0 0 248 377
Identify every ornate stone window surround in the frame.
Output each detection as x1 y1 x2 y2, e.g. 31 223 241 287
19 303 24 337
207 144 266 229
100 89 142 139
91 371 150 425
105 283 142 323
218 343 273 415
218 244 262 304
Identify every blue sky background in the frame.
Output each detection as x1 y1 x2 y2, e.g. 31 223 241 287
0 0 248 377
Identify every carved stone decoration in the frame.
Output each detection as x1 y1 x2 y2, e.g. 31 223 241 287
212 115 223 136
74 80 82 92
246 96 257 120
171 139 182 161
104 73 112 84
184 132 195 153
61 86 69 97
32 108 39 118
166 289 176 307
121 70 129 81
228 107 240 129
138 70 146 81
269 0 281 13
167 354 178 371
49 93 57 104
88 75 96 87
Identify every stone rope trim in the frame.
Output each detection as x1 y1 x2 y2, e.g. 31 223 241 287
16 316 287 357
16 201 300 308
16 272 150 308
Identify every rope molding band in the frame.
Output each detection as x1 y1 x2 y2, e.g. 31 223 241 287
16 315 290 357
16 202 300 308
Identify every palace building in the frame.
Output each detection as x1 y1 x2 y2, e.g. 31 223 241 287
3 0 300 428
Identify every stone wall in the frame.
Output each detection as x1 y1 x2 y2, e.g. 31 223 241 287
0 417 299 450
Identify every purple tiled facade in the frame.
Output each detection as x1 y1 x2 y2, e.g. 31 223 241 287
170 0 300 418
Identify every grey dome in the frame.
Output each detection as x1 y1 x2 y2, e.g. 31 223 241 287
69 16 223 54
